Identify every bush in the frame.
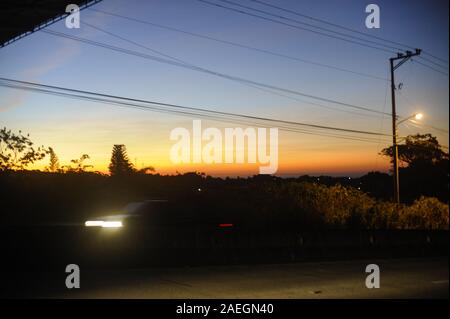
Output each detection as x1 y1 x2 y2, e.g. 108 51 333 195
278 182 448 230
366 201 399 229
291 182 375 228
398 196 449 230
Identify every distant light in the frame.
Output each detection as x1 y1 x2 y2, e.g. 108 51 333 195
219 223 234 228
85 220 104 227
415 113 423 120
85 220 123 228
102 221 123 228
198 188 202 192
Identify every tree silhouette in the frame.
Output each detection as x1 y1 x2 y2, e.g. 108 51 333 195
62 154 93 173
381 134 448 168
137 166 155 174
0 127 47 171
381 134 449 202
47 147 60 172
109 144 135 176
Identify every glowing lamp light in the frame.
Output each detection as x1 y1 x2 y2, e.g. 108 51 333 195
415 113 423 120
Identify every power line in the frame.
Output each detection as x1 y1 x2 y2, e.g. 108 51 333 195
0 82 392 144
407 120 449 137
197 0 396 54
216 0 403 51
206 0 450 81
84 21 388 120
87 7 388 82
246 0 449 67
83 21 188 64
412 59 449 77
419 55 449 70
40 29 392 117
374 65 391 170
0 78 391 138
247 0 414 50
421 50 448 65
0 77 392 140
415 122 449 135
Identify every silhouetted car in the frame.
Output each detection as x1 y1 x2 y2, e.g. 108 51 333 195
81 198 237 266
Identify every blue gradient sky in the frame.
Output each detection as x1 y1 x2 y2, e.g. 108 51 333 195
0 0 448 176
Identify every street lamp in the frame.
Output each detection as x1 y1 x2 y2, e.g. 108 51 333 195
392 112 423 203
397 112 423 125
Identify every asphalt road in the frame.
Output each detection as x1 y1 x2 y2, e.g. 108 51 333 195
4 257 448 298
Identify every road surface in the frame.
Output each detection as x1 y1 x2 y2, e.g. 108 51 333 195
4 257 448 298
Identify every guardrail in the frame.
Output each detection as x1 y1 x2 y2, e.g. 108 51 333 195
0 226 447 270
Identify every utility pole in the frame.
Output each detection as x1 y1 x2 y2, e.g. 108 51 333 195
389 49 421 204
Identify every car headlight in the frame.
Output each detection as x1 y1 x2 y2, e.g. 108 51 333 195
85 220 123 228
101 221 123 228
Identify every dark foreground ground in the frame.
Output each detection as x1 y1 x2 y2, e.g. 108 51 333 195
3 257 448 298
